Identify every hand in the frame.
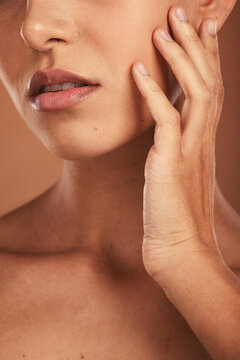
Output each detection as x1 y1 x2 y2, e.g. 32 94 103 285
131 6 225 282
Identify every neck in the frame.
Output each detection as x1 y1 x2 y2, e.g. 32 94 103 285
43 125 155 273
36 92 184 271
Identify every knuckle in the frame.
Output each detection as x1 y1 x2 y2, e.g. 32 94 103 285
168 50 187 71
168 109 181 124
209 77 225 97
186 27 201 44
148 82 162 94
206 71 217 92
167 48 185 67
209 81 225 102
172 110 181 122
209 44 220 58
168 55 176 68
215 84 225 99
188 85 212 104
199 88 212 104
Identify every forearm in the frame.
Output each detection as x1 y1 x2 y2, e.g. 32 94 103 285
155 249 240 360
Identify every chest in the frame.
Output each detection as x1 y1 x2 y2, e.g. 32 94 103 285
0 259 222 360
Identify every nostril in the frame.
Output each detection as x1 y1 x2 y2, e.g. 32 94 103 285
50 38 61 43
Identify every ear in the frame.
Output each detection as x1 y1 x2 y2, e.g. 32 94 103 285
197 0 237 31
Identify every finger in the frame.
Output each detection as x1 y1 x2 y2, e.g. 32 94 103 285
198 15 224 211
198 17 225 144
197 19 223 225
131 61 182 162
198 17 223 89
167 6 216 90
153 27 208 103
152 27 212 154
165 9 219 154
165 10 222 153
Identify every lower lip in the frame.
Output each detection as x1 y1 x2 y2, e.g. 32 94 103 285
30 85 101 111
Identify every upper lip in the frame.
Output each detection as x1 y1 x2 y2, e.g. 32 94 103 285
28 68 100 97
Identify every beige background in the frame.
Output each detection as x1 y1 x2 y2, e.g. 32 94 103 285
0 3 239 216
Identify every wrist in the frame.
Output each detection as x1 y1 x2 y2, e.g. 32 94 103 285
149 241 224 291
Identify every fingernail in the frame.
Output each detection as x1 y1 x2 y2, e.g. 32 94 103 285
136 62 148 75
207 19 217 35
175 7 188 22
157 29 174 42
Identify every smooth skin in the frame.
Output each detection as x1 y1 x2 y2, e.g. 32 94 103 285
0 0 239 359
132 6 240 359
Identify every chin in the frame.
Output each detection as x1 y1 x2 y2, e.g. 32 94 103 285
31 128 132 160
31 119 153 160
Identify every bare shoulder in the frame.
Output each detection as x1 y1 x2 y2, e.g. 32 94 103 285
0 185 56 252
0 203 32 251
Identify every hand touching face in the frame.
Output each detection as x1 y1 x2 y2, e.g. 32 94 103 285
131 6 225 281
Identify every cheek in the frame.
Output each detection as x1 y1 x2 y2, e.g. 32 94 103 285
102 7 170 101
0 27 28 100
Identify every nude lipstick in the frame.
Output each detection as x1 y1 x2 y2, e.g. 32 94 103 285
28 68 101 111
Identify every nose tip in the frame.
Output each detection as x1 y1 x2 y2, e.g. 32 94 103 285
20 9 75 52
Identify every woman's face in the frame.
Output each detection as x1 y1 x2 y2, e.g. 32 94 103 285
0 0 194 159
